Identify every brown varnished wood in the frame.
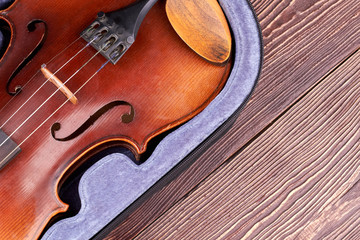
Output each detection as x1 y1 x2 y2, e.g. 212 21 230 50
166 0 232 64
100 0 360 239
0 0 231 239
136 49 360 240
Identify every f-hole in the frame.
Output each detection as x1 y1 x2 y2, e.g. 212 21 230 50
51 101 135 142
6 19 48 95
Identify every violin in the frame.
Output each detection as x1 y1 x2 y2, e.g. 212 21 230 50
0 0 232 238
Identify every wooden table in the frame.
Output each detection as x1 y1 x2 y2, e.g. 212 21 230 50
99 0 360 239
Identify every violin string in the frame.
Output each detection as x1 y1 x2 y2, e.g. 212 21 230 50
1 60 110 166
0 38 95 129
0 36 83 115
0 43 105 148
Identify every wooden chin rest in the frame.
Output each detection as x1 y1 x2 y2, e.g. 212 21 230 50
166 0 232 64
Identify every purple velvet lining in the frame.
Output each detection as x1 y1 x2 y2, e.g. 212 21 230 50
40 0 263 239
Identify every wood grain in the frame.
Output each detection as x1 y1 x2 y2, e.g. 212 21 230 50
135 49 360 239
0 0 230 238
166 0 232 64
102 0 360 238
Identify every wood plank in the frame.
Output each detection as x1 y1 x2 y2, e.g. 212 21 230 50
101 0 360 238
135 49 360 239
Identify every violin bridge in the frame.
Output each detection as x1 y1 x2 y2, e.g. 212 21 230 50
41 65 78 105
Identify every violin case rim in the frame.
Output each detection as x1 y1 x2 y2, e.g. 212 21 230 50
40 0 264 238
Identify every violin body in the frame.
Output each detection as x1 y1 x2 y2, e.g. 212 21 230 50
0 0 231 238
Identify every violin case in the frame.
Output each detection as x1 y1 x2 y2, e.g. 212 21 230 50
1 0 262 238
